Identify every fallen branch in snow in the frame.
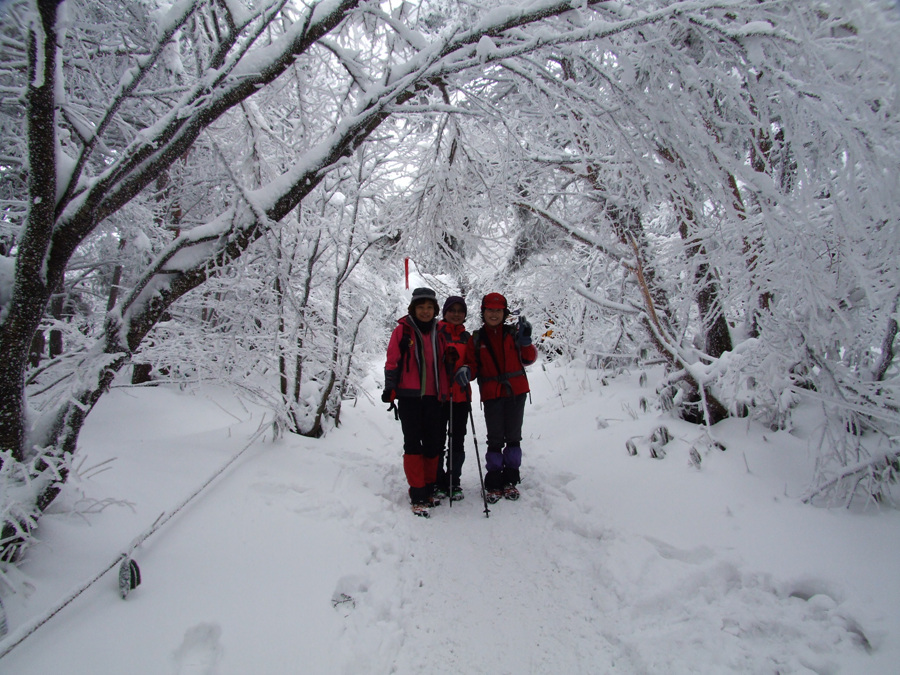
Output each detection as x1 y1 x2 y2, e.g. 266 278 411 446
802 451 900 507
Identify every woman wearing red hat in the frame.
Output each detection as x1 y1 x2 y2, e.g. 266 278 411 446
383 287 452 517
455 292 537 502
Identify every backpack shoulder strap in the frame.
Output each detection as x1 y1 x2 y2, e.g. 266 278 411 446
397 319 414 370
475 325 526 394
477 326 503 375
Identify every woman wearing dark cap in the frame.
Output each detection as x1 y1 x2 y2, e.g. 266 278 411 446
382 287 452 517
436 295 471 501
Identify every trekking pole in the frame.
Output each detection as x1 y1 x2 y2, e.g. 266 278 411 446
447 400 453 509
468 404 490 518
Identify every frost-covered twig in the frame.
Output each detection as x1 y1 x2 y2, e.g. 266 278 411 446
802 450 900 507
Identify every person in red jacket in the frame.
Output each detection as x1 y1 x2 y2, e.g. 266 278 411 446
436 295 472 502
383 287 452 517
455 292 537 502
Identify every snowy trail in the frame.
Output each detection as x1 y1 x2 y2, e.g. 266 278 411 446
290 386 876 675
1 364 896 673
327 443 617 674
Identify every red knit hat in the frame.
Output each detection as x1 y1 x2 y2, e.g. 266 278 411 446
481 292 508 311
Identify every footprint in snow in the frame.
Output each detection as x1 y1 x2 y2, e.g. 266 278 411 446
331 574 370 615
645 536 715 564
172 623 223 675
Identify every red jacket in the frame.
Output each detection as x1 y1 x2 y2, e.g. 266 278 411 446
384 316 451 400
439 320 472 403
464 323 537 401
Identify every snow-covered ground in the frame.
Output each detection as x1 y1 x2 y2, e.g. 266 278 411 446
1 360 897 674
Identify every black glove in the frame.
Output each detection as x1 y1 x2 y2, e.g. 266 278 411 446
454 366 471 387
381 389 394 403
516 316 533 346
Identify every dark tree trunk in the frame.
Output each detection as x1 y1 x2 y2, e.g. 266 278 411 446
0 0 64 465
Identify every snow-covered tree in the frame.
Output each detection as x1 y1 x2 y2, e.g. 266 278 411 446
9 0 786 560
3 0 896 564
407 1 900 500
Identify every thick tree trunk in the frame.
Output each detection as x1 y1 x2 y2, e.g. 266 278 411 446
0 0 63 465
675 207 733 359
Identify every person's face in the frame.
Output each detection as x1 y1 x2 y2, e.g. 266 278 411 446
414 301 435 322
444 303 466 326
483 307 504 327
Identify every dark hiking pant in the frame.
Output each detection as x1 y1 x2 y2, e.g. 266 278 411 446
439 400 469 488
398 396 444 501
482 393 527 489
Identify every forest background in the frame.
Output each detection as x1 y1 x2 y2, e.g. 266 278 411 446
0 0 898 605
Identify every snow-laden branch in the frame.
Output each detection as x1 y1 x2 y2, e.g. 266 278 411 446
515 201 632 264
522 197 730 424
55 0 358 239
574 284 642 315
57 0 205 212
357 3 429 51
802 450 900 506
107 2 677 357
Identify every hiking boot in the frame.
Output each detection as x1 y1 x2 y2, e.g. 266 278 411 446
411 503 431 518
450 486 464 502
485 489 503 504
502 485 520 501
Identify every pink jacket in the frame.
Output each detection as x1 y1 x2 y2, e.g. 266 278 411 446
384 316 451 400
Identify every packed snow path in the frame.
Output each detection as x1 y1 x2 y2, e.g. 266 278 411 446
1 362 895 673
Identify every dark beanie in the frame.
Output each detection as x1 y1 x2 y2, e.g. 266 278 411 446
408 287 439 314
442 295 467 318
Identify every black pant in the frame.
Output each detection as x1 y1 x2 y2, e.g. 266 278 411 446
397 396 445 458
482 393 527 452
440 400 470 485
